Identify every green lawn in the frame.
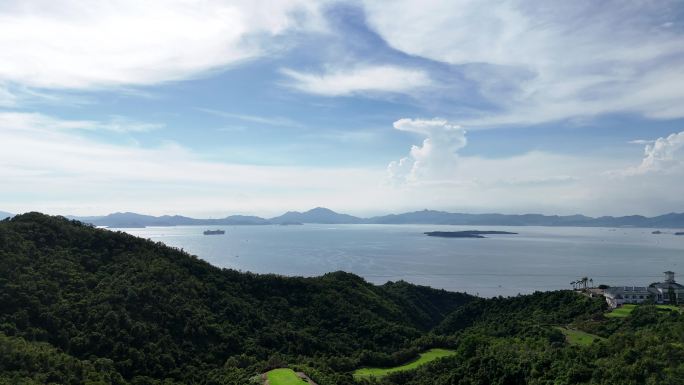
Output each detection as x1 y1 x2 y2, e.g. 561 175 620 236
266 368 308 385
656 304 682 313
605 304 682 318
555 327 604 346
604 304 637 318
353 348 457 379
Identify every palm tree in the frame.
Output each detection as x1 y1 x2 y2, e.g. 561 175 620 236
570 281 576 290
589 278 594 288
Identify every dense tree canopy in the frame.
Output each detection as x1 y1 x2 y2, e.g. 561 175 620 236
0 213 470 384
1 213 683 384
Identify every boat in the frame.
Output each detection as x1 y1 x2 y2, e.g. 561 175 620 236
675 232 684 236
203 229 225 235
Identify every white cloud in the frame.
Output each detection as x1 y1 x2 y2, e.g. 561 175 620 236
0 112 387 216
624 131 684 174
386 117 597 189
628 140 656 145
2 112 683 218
388 118 466 184
0 0 323 89
361 0 684 125
382 117 684 216
0 112 162 133
281 65 432 96
385 146 639 215
0 85 17 107
196 108 303 128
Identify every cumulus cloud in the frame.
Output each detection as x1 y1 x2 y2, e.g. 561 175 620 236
2 112 684 217
0 0 322 89
281 65 432 96
383 119 684 215
624 131 684 174
387 118 466 184
361 0 684 125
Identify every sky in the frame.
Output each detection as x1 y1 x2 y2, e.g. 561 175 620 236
1 0 684 217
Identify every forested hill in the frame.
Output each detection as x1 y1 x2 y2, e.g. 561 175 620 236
3 214 684 385
0 213 472 385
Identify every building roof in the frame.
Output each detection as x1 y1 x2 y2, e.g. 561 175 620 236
651 282 684 290
605 286 649 295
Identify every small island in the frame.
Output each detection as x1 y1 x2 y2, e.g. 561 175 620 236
425 230 518 238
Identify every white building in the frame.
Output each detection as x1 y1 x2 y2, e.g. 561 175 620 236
603 286 651 308
649 271 684 304
603 271 684 309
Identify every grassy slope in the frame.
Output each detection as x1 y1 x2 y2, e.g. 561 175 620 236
393 297 684 385
605 304 682 318
604 304 637 318
554 327 604 346
657 304 683 312
353 348 456 379
266 368 308 385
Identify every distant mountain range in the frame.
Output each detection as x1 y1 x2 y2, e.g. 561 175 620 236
366 210 684 228
3 207 684 228
69 212 269 228
270 207 363 224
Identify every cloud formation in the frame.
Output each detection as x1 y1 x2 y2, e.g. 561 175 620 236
196 108 303 128
383 119 684 216
361 0 684 125
0 111 384 216
0 0 322 89
0 86 16 107
626 131 684 174
2 111 683 217
281 65 432 96
388 118 466 184
0 112 163 133
1 2 683 217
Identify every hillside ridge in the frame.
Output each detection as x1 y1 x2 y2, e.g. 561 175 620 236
0 212 472 384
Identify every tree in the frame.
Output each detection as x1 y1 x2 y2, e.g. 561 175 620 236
581 277 589 290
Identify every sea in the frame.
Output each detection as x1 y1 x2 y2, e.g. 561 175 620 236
117 224 684 297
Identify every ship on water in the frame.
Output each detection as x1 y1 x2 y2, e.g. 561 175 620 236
203 229 225 235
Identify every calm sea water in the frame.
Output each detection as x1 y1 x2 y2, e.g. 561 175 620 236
117 224 684 297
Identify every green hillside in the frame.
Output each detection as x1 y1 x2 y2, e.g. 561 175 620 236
0 213 471 384
2 213 684 385
353 348 456 379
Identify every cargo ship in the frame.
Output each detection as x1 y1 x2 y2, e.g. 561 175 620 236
203 229 225 235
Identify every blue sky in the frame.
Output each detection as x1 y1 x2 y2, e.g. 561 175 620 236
1 0 683 217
